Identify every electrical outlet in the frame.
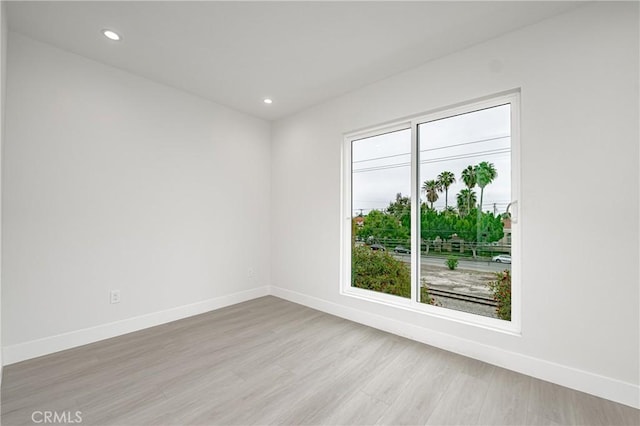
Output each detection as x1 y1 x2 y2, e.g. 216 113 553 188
110 289 121 304
247 267 256 279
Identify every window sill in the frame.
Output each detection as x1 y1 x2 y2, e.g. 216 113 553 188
340 286 521 336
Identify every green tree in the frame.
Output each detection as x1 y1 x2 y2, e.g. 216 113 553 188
420 206 456 253
456 188 477 217
454 208 504 258
386 193 410 217
422 179 441 209
474 161 498 212
443 206 458 216
357 209 408 245
420 207 439 243
387 193 411 228
437 171 456 209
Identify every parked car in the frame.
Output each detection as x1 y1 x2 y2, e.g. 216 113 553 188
370 244 386 251
394 246 410 254
492 254 512 264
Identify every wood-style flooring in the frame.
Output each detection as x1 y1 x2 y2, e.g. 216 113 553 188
2 296 639 425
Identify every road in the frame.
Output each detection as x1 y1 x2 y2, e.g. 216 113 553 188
392 253 510 273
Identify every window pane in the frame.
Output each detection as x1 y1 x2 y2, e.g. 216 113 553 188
418 104 512 320
351 129 412 299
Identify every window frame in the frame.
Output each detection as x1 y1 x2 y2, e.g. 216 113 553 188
341 91 521 334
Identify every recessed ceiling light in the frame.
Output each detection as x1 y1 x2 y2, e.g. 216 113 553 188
263 98 273 104
102 29 121 41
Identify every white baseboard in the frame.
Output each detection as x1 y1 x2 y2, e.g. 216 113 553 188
3 286 270 366
270 285 640 409
3 284 638 409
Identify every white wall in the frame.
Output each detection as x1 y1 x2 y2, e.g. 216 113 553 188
2 33 271 361
271 2 639 407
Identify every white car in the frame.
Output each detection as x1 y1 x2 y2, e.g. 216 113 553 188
492 254 512 264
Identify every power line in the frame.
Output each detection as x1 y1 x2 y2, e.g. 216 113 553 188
353 134 510 164
353 148 510 173
420 135 510 153
421 148 510 165
353 151 411 164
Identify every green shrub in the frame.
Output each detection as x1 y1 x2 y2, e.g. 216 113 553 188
488 270 511 321
445 256 458 270
351 246 434 304
352 246 410 297
420 286 435 305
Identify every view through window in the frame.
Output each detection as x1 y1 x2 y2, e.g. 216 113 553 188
351 129 412 299
417 104 512 320
348 98 515 322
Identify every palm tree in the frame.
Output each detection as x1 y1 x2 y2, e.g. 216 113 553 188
437 171 456 209
422 180 441 210
456 189 477 216
444 206 457 216
474 161 497 212
460 165 476 211
461 165 476 189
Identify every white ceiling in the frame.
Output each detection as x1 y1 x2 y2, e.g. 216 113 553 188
7 1 582 121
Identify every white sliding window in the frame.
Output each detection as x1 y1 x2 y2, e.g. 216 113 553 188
350 127 413 300
342 93 520 331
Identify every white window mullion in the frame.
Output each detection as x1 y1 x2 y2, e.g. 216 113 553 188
508 93 521 332
410 120 420 306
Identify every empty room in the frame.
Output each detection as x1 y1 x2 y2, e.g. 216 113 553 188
0 1 639 425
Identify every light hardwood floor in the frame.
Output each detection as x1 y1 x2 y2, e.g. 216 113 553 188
2 296 639 425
